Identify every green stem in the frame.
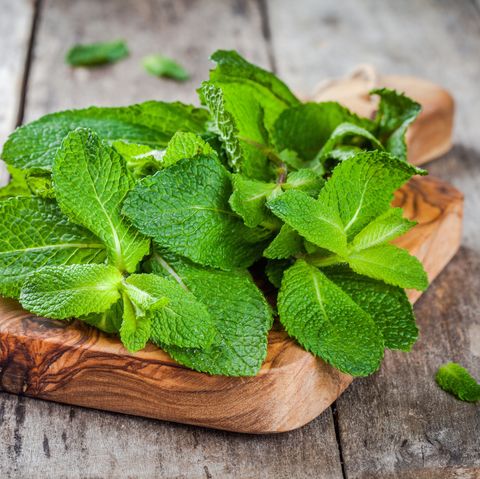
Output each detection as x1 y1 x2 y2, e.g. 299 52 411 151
306 254 342 268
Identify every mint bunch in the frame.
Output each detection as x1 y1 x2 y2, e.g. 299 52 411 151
0 50 426 377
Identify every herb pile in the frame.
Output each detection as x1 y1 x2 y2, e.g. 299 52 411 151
0 50 428 377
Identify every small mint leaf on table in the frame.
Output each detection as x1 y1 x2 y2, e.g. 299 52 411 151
123 155 266 270
143 55 189 81
1 101 209 171
82 301 123 334
125 273 215 350
435 363 480 403
0 197 106 298
66 40 129 67
277 260 384 376
19 264 123 319
53 128 150 273
119 291 152 353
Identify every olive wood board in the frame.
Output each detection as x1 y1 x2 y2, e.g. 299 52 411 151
0 175 463 433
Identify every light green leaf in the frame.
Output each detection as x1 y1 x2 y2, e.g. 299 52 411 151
53 128 150 273
0 197 106 298
265 259 291 288
147 250 272 376
283 169 324 197
323 265 417 351
112 141 164 178
143 55 189 81
123 155 265 270
264 225 303 259
126 273 216 349
81 300 123 334
229 174 279 228
348 243 428 290
317 151 424 239
201 82 271 180
2 101 209 171
209 49 299 132
19 264 122 319
436 362 480 403
273 102 373 162
278 260 384 376
352 208 416 251
267 189 348 256
119 292 152 352
66 40 129 66
372 88 421 161
0 165 30 198
163 131 215 166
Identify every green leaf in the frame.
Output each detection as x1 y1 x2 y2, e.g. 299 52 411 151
323 265 417 351
209 49 299 131
147 250 272 376
264 225 303 259
66 40 129 66
352 208 416 251
163 131 215 166
313 122 384 166
0 165 30 198
2 101 209 171
435 362 480 403
273 102 373 162
123 155 265 270
112 141 164 178
119 292 152 352
265 259 292 288
283 169 324 197
53 128 150 273
19 264 122 319
278 260 384 376
348 243 428 291
372 88 421 161
267 189 348 256
125 273 216 349
0 197 106 298
81 300 123 334
229 174 279 228
201 82 271 180
143 55 189 81
317 151 424 239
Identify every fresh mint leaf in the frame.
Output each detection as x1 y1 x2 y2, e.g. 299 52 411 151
112 141 164 178
53 128 150 273
278 260 384 376
123 155 266 270
372 88 421 161
143 55 189 81
348 243 428 290
66 40 129 66
201 82 272 180
119 291 152 352
147 250 272 376
435 362 480 403
229 174 279 228
283 169 324 197
273 102 373 162
163 131 215 166
19 264 122 319
0 197 106 298
82 300 123 334
0 165 30 198
2 101 209 171
263 224 304 259
265 259 292 288
352 208 416 251
209 49 299 132
323 265 417 351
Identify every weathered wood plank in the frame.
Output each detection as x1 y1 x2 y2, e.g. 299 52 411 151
0 0 344 477
24 0 272 121
268 0 480 253
266 1 480 477
0 0 35 184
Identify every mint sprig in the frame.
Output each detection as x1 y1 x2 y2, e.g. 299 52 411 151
0 49 427 378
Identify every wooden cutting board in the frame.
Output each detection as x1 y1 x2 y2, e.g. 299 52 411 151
0 77 463 434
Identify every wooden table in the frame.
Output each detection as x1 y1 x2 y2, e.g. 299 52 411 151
0 1 479 477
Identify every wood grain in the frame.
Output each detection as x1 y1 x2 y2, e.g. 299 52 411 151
0 175 463 434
